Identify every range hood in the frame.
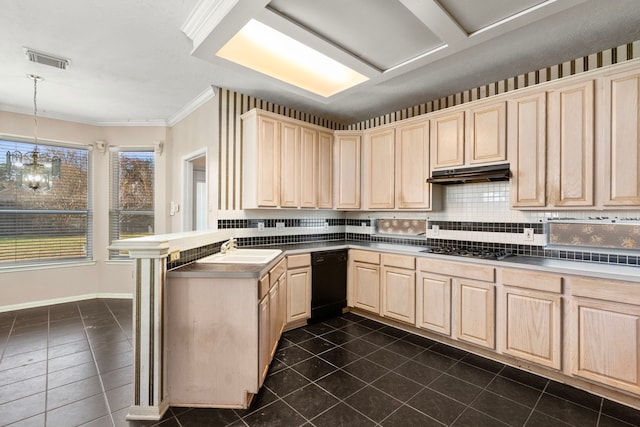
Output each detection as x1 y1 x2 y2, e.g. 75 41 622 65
427 163 511 185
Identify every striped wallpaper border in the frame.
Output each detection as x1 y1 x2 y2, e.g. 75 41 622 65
347 41 640 131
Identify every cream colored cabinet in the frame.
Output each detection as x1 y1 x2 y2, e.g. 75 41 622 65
455 279 495 349
508 92 547 208
602 69 640 206
547 80 595 207
299 127 318 208
286 254 311 325
431 110 464 169
334 132 361 209
258 278 270 386
363 128 395 209
431 101 506 170
466 101 507 165
395 120 433 209
349 250 380 314
317 131 333 208
416 270 452 336
501 269 562 370
280 122 300 207
380 254 416 324
570 277 640 395
242 111 280 208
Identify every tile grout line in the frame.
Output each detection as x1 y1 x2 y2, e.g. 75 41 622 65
77 301 116 427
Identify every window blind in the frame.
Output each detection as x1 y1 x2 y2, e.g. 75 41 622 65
0 139 91 266
109 150 154 259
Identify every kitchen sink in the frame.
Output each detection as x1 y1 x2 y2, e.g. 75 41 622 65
197 249 282 264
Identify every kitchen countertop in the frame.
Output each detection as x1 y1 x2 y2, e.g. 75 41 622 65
168 240 640 283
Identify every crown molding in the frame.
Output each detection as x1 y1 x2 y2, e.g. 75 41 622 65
181 0 239 50
167 85 218 127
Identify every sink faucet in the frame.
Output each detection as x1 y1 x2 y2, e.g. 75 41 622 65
220 238 237 254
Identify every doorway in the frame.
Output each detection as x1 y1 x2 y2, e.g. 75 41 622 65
183 150 208 231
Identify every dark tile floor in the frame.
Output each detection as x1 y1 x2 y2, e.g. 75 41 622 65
1 300 640 427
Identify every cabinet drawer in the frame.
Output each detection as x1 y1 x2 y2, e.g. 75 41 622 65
418 257 494 282
570 276 640 305
502 269 562 293
351 250 380 264
287 253 311 269
259 275 270 300
270 258 286 287
381 253 415 269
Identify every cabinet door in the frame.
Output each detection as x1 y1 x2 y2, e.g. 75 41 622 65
278 274 287 335
396 120 431 209
300 127 318 208
317 131 333 208
381 266 415 324
258 295 270 386
287 267 311 323
334 134 361 209
455 279 495 349
467 101 506 164
431 111 464 169
363 128 395 209
268 282 280 359
602 70 640 206
502 287 562 369
257 116 280 207
280 122 300 208
416 272 451 335
353 262 380 314
571 297 640 394
548 81 595 207
508 92 547 207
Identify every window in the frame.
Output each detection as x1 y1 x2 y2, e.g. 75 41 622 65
109 150 154 259
0 139 91 266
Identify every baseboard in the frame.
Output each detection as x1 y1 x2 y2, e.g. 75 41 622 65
0 293 133 313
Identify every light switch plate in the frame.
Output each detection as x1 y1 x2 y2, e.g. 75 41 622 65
257 222 265 231
169 250 180 262
276 222 285 230
524 228 534 241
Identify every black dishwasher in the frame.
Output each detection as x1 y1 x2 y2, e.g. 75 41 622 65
310 249 348 322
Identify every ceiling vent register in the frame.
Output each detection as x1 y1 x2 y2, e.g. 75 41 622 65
23 48 70 70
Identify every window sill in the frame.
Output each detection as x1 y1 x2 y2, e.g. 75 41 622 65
0 260 97 274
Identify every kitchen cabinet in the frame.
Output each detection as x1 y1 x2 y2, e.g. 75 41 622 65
501 269 562 370
299 127 318 208
430 101 506 170
380 253 415 324
547 80 595 207
570 276 640 395
334 132 361 209
349 250 380 314
258 275 270 386
416 270 452 336
508 91 547 208
286 254 311 325
395 119 433 209
280 122 300 208
455 279 496 349
601 68 640 206
242 111 280 207
362 127 395 209
268 259 287 359
317 131 333 208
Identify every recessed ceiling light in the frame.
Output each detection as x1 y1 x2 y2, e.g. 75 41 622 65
216 19 368 97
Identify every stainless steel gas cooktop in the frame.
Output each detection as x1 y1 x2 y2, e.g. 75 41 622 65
420 246 514 261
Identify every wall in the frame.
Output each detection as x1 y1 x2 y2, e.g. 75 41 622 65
0 110 168 310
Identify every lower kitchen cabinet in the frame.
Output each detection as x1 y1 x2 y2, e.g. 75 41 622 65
349 250 380 314
501 269 562 370
380 254 416 324
416 271 452 335
258 283 270 387
455 279 495 349
286 254 311 324
570 277 640 395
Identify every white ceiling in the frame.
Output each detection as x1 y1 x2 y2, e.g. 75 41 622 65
1 0 640 127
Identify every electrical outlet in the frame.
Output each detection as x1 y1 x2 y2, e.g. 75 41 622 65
432 224 440 235
361 222 367 229
169 250 180 262
257 222 264 231
276 222 285 230
523 228 534 241
323 221 329 230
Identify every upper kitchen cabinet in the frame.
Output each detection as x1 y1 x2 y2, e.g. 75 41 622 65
242 110 280 208
334 131 361 209
431 100 506 170
362 118 435 210
601 68 640 207
242 109 333 209
547 80 595 208
508 91 547 208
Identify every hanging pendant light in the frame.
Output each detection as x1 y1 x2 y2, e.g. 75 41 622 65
5 74 61 190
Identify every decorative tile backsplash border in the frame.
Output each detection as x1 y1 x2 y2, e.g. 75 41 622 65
429 221 544 234
218 218 345 229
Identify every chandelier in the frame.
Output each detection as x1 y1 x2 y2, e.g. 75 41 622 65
5 75 61 190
